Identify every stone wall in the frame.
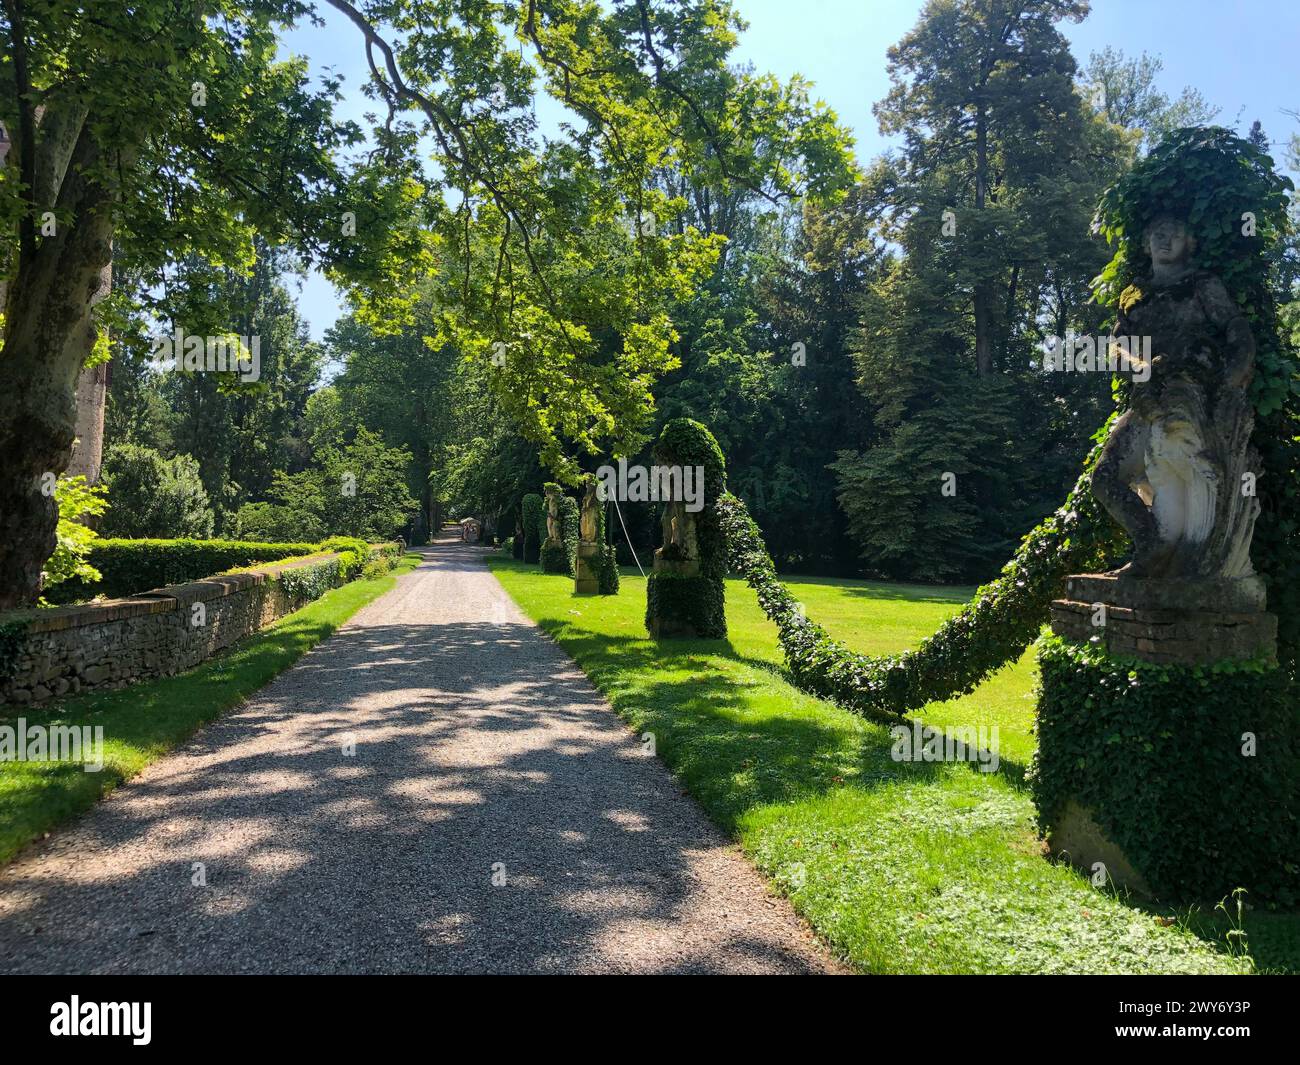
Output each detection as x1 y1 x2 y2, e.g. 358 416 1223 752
0 553 347 704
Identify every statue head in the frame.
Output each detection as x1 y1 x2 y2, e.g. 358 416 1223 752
1142 215 1197 270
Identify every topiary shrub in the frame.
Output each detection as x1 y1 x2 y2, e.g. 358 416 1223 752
101 444 215 539
588 479 620 595
1031 634 1299 905
560 494 579 576
596 543 619 595
540 486 579 576
644 419 728 639
521 493 543 564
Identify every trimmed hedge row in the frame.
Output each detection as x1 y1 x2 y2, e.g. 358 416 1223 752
46 537 405 604
717 444 1123 717
45 539 321 603
1032 634 1299 904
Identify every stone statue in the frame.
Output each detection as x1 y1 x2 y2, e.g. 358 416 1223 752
544 484 561 543
1091 215 1260 583
657 499 697 563
579 477 599 543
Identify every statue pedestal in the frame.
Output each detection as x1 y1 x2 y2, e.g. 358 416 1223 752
540 536 569 575
574 541 599 595
645 555 723 639
1035 571 1288 900
1049 573 1276 667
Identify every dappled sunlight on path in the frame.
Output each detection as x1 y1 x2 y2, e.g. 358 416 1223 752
0 533 837 974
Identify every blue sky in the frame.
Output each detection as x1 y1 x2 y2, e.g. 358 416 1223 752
284 0 1300 341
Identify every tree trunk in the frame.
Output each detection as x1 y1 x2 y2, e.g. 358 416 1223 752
66 261 113 485
973 106 993 375
0 116 120 608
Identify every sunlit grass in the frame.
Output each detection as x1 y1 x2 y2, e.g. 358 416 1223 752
489 556 1295 974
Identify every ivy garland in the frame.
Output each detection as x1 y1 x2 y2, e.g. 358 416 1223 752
718 442 1122 718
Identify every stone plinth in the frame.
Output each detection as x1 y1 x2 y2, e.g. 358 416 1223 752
1050 573 1276 667
574 541 599 595
1042 571 1281 897
1061 573 1266 613
1046 801 1152 897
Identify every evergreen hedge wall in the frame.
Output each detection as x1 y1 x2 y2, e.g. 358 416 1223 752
521 494 543 564
1032 635 1298 904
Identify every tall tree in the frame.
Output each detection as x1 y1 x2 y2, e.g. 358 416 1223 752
1081 46 1219 152
0 0 419 606
835 0 1128 580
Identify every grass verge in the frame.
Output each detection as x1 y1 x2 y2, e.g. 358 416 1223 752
0 553 421 866
488 556 1296 974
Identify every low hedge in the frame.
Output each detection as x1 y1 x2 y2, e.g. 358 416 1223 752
277 554 350 604
1031 635 1300 905
45 539 321 603
45 537 405 604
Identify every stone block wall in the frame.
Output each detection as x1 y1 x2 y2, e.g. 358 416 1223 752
1049 598 1277 666
0 553 347 704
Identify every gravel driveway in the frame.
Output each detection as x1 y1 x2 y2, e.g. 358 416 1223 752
0 534 839 974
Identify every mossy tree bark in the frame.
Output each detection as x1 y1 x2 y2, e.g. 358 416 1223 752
0 94 126 607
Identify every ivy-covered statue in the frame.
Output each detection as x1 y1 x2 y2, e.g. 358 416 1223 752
540 482 577 576
645 419 728 638
1091 213 1261 587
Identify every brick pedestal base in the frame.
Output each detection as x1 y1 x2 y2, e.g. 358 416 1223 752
1049 573 1276 666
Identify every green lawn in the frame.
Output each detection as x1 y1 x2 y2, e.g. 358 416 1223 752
488 556 1299 975
0 554 421 866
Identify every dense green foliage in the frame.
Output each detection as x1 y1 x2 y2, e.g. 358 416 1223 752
521 494 543 564
718 448 1121 716
827 0 1127 581
1033 635 1299 905
42 476 110 596
101 445 214 539
644 419 729 639
44 539 320 603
